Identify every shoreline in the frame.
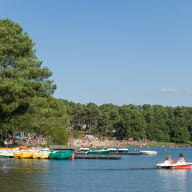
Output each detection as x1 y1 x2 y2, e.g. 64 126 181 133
68 138 191 148
2 139 190 149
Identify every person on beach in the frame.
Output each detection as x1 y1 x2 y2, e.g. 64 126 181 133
4 138 8 147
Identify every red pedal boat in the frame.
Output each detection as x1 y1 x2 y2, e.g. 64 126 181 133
156 160 192 169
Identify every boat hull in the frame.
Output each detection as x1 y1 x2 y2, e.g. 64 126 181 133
87 150 110 155
157 162 192 169
117 148 129 153
20 151 33 159
173 164 192 169
140 151 157 155
0 149 15 158
49 150 73 160
33 151 50 159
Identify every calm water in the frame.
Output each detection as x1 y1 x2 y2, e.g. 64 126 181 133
1 147 192 192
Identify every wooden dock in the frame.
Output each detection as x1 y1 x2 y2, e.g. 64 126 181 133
75 151 143 155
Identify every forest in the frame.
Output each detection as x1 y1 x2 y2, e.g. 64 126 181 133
63 101 192 143
0 19 192 145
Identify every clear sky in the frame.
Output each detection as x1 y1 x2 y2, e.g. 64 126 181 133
1 0 192 106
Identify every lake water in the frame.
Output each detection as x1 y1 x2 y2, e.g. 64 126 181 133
1 146 192 192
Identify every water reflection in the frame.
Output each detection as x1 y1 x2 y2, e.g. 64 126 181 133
157 169 192 192
1 147 192 192
0 159 49 192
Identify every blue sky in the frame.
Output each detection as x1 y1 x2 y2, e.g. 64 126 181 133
1 0 192 106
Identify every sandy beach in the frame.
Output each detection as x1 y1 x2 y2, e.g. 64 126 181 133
68 138 150 148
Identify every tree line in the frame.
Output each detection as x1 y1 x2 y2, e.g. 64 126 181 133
0 19 191 145
63 101 192 143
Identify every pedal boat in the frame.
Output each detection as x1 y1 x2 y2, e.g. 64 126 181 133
156 160 192 169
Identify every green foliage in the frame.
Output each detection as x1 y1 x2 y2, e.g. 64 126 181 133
27 97 70 145
0 19 69 145
63 101 192 144
0 19 56 114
